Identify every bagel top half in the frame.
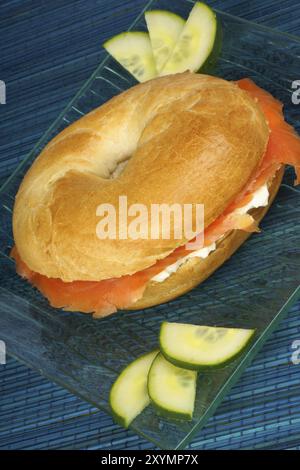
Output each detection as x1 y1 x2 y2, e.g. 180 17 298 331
13 72 269 282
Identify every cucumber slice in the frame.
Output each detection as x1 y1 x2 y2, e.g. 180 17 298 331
148 353 197 420
103 32 157 83
145 10 185 73
200 15 222 74
110 350 159 427
160 2 219 76
160 323 255 370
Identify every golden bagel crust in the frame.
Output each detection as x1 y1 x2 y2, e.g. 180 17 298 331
131 168 284 310
13 73 269 282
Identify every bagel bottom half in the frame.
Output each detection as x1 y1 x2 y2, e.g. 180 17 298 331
130 167 284 310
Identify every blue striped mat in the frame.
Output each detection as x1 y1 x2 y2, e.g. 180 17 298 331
0 0 299 450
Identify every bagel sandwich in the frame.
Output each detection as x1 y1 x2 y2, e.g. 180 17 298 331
11 73 300 317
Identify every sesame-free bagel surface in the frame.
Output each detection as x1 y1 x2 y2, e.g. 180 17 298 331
13 73 269 282
131 167 284 310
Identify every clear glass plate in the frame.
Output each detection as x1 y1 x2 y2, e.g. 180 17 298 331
0 0 300 450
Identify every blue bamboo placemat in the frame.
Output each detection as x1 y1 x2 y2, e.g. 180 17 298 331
0 0 300 450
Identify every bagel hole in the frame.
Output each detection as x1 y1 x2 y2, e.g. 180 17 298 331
109 157 131 179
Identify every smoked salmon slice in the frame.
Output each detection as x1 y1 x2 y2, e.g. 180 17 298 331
237 79 300 185
11 211 256 317
12 79 300 316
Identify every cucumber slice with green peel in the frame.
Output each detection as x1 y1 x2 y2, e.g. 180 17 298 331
110 350 159 428
160 323 255 370
148 353 197 420
199 15 222 74
145 10 185 73
103 32 157 83
160 2 220 76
